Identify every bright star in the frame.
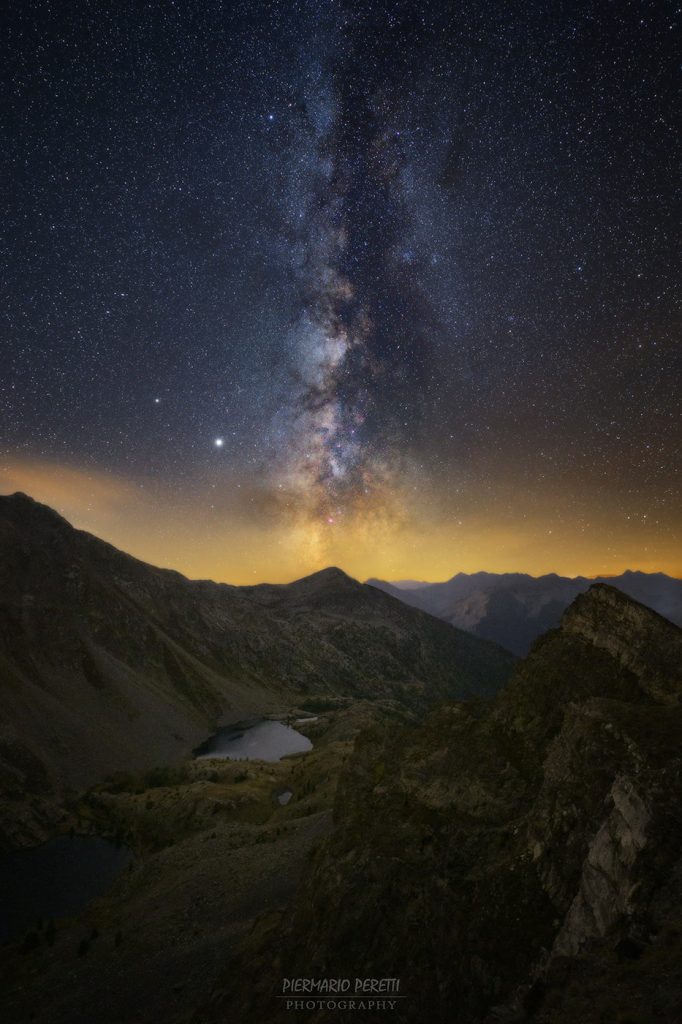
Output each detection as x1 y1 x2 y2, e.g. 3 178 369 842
214 437 224 448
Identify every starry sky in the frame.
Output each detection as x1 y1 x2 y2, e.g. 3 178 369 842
2 0 681 583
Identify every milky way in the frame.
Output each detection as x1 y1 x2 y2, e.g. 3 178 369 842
276 6 438 529
2 1 680 581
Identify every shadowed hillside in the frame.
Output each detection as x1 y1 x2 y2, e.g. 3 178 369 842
0 492 514 847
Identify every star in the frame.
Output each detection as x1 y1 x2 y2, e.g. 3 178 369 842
1 1 678 582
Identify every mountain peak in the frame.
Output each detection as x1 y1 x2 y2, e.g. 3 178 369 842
4 490 49 507
287 566 358 590
564 580 669 623
0 491 72 529
304 565 352 581
559 582 682 704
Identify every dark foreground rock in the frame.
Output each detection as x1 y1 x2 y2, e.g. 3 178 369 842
203 585 682 1023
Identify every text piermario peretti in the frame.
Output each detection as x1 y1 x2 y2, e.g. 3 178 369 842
282 979 400 994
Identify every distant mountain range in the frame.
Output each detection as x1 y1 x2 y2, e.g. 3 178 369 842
367 569 682 655
0 492 513 846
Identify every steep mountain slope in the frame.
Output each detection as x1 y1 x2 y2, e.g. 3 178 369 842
368 569 682 654
0 492 514 846
212 585 682 1023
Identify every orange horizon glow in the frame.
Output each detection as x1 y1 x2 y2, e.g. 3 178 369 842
1 456 680 585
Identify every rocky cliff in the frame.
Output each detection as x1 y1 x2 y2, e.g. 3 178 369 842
207 584 682 1023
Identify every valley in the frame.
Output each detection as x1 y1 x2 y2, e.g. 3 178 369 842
0 492 513 848
1 495 681 1024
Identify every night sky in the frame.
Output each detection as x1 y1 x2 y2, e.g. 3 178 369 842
2 1 680 582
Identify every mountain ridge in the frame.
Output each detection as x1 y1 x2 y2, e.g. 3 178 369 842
0 492 514 848
367 568 682 655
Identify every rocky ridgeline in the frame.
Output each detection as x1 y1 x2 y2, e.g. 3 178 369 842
209 584 682 1024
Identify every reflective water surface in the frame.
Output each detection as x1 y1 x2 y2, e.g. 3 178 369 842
195 719 312 762
0 835 132 944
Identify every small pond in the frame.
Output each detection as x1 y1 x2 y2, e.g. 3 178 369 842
194 719 312 762
0 835 133 945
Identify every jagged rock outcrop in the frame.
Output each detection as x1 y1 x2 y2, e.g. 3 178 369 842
203 584 682 1023
552 773 651 957
560 583 682 704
